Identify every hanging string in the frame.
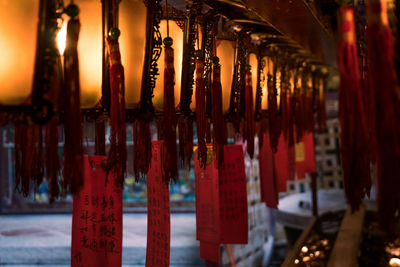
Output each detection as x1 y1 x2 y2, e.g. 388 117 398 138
166 0 169 37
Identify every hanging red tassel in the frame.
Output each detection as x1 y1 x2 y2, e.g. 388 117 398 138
268 73 281 152
316 75 327 131
195 56 207 168
106 30 127 186
257 117 268 151
63 14 83 194
337 6 371 211
244 66 255 158
162 37 178 182
366 0 400 226
14 124 31 197
133 120 152 181
178 117 193 169
211 57 226 167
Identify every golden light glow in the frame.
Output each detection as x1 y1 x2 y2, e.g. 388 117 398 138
294 259 299 264
217 40 235 113
120 0 147 107
0 0 38 105
57 21 67 55
276 70 281 109
301 246 308 253
389 258 400 267
249 53 258 111
152 20 183 111
261 56 269 110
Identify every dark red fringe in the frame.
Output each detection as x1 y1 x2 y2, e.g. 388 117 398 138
244 70 255 158
162 45 178 183
337 6 371 212
63 18 83 194
195 59 207 168
366 3 400 227
46 119 60 202
106 37 127 186
211 63 226 168
178 117 193 169
133 120 152 181
257 117 268 151
267 74 281 152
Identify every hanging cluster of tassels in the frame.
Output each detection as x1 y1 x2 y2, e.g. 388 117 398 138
364 0 400 227
337 5 371 211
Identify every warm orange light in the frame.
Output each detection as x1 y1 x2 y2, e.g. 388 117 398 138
56 0 103 108
152 20 183 111
217 40 235 113
260 56 273 110
249 53 258 111
0 1 38 105
120 0 147 108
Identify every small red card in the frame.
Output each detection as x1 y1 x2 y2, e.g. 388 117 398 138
146 141 171 267
200 241 220 264
219 145 248 244
274 135 295 192
194 145 220 244
259 134 279 209
71 156 123 267
295 133 316 179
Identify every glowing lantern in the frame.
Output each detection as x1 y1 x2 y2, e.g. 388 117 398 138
58 0 102 108
0 1 39 105
249 53 258 111
152 20 184 110
216 39 235 113
259 56 274 110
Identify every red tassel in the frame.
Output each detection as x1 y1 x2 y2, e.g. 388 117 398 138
267 74 281 152
211 60 226 167
337 6 371 211
195 58 207 168
63 17 83 194
316 76 327 131
162 44 178 182
281 74 289 141
106 36 127 186
178 117 193 169
366 0 400 226
244 69 255 158
133 120 152 181
257 117 268 151
46 118 60 201
14 125 31 197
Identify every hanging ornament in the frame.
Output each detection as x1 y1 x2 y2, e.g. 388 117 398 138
211 56 226 168
268 57 281 152
243 64 255 158
195 50 207 168
63 3 83 194
162 34 178 182
337 5 371 211
366 0 400 226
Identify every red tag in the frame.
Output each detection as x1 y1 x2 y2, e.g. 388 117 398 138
71 156 123 267
146 141 171 267
219 145 248 244
274 135 295 192
259 134 279 209
295 133 316 179
194 145 220 243
200 241 220 264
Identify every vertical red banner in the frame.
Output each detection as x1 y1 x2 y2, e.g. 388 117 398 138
71 156 123 267
219 145 248 244
295 133 316 179
259 134 279 209
194 145 220 244
146 141 171 267
274 134 295 192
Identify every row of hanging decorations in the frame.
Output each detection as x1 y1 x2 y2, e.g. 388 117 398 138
336 0 400 230
3 0 328 202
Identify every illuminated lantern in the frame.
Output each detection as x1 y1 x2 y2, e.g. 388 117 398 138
249 53 258 111
0 1 39 105
216 39 235 113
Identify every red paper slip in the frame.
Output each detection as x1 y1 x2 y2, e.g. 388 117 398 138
274 135 295 192
194 145 220 243
219 145 248 244
295 133 316 179
259 134 279 209
71 155 123 267
146 141 171 267
200 241 220 264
